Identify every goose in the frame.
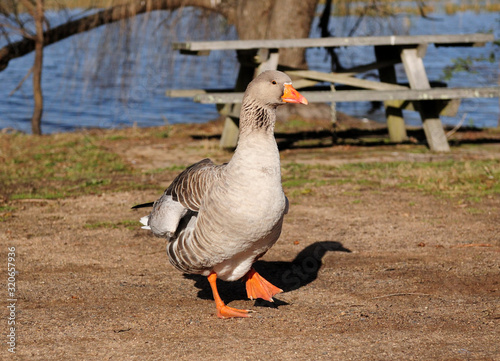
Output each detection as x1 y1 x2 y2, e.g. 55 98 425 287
133 70 308 318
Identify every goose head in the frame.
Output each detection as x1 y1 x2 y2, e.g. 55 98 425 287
239 71 308 134
243 70 308 109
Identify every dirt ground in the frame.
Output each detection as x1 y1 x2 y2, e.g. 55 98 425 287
1 120 499 360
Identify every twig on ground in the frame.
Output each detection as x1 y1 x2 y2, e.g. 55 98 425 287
372 293 432 299
452 243 493 248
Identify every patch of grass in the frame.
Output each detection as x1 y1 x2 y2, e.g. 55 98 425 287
465 207 484 215
282 163 321 190
282 178 311 188
0 132 154 200
106 135 127 141
282 159 500 200
154 129 172 139
465 196 482 203
0 205 15 222
276 118 315 133
282 162 354 198
2 128 498 206
0 205 15 212
145 165 187 175
337 160 500 198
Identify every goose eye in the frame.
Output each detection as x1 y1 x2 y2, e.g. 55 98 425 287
271 80 277 85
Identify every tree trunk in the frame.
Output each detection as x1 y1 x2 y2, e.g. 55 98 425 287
227 0 320 69
1 0 321 135
1 0 322 134
0 0 224 71
0 0 320 72
31 0 44 135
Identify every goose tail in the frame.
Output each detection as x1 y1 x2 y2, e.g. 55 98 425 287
140 215 151 230
131 202 154 209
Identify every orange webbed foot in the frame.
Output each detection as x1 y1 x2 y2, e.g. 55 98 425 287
216 304 252 319
244 268 283 302
208 271 253 319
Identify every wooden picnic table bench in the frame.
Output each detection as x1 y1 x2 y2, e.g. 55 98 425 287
169 33 500 151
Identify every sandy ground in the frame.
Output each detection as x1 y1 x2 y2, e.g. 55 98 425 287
1 123 499 360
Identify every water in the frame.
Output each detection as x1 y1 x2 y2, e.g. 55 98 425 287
0 9 498 134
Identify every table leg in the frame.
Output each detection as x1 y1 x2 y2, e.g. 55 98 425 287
219 52 255 149
219 115 240 149
255 48 279 75
375 46 408 143
400 47 450 152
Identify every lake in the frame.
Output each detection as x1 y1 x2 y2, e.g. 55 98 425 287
0 8 498 134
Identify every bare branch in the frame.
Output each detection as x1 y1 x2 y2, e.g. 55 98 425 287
0 0 224 71
17 0 36 17
372 293 432 299
0 21 35 39
8 66 33 96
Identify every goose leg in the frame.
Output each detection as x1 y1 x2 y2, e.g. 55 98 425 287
207 272 251 318
244 268 283 302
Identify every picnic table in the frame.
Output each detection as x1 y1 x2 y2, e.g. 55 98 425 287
169 33 500 152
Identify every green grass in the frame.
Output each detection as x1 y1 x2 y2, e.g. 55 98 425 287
0 132 155 200
282 159 500 200
1 130 498 204
144 165 187 175
0 205 15 222
465 207 485 215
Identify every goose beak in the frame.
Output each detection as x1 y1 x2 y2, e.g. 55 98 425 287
282 83 308 105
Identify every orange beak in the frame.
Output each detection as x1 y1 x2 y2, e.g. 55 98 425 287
282 83 308 105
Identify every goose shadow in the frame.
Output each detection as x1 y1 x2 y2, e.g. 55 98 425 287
183 241 351 307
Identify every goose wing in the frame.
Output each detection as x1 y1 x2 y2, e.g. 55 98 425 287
143 158 226 238
166 158 226 211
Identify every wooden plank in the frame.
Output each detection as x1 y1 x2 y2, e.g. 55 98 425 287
220 115 240 148
290 78 319 89
173 34 494 52
193 87 500 104
165 89 206 97
167 89 457 116
305 87 500 102
256 48 280 74
401 47 449 152
401 48 431 89
287 70 409 91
